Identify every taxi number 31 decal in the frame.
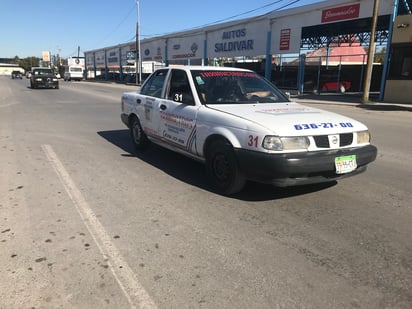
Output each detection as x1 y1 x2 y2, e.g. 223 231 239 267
248 135 259 147
294 122 353 130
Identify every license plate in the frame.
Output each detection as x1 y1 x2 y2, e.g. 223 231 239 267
335 155 357 174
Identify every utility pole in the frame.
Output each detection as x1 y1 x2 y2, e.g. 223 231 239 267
362 0 380 103
135 0 142 85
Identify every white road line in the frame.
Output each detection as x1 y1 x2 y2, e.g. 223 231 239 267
42 144 157 309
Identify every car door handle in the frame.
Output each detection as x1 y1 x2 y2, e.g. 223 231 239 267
160 104 167 111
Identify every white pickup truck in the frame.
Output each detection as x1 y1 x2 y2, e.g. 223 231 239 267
121 66 377 195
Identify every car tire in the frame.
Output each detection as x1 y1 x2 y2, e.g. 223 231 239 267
205 139 246 195
130 116 150 150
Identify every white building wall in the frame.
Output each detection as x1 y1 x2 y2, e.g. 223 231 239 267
85 0 395 66
167 33 204 61
140 39 165 62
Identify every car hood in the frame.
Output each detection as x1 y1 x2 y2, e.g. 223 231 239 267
207 102 368 135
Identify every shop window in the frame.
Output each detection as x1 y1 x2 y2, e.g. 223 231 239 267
388 44 412 80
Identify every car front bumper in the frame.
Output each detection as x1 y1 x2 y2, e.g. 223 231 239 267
235 145 377 186
34 83 58 88
32 79 58 88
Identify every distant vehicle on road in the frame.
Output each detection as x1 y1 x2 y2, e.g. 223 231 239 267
11 71 23 79
63 57 84 81
63 65 83 81
30 67 59 89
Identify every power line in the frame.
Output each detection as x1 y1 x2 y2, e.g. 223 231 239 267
140 0 302 38
85 0 305 52
79 3 136 54
194 0 296 27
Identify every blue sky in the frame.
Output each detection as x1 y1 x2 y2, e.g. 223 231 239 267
1 0 323 59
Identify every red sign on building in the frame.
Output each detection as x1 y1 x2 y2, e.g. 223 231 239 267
321 3 360 23
279 28 291 51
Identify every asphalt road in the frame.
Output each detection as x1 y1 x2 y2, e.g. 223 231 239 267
1 76 411 309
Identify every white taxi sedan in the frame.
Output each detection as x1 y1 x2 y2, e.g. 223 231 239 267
121 66 377 195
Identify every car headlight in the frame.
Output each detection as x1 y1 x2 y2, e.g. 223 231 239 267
357 130 370 144
263 136 309 151
35 78 42 81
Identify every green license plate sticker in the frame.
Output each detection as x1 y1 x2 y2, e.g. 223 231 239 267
335 155 357 174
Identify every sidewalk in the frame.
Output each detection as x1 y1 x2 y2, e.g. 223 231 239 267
85 79 412 112
290 92 412 112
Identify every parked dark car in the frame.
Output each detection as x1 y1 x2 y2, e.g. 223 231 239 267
30 67 59 89
11 71 23 79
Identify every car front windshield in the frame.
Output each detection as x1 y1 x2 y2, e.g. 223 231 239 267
191 70 289 104
34 69 53 75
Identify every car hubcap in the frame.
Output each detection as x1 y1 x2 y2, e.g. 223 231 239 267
133 123 140 143
213 154 229 181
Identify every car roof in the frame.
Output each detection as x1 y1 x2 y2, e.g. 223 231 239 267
162 65 253 73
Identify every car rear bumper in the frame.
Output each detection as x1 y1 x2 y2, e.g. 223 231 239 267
235 145 377 186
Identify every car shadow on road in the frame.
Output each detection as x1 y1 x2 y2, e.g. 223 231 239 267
97 129 208 189
98 129 337 201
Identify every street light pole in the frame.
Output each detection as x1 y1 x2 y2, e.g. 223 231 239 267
135 0 142 85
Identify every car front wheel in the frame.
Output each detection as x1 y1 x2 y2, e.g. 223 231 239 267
205 139 246 195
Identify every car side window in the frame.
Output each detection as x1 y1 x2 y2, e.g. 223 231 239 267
167 69 195 105
140 69 168 98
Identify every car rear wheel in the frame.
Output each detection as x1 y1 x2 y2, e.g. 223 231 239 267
205 139 246 195
130 116 149 150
